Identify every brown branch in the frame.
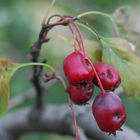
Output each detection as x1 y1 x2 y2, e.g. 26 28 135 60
1 104 140 140
29 15 76 109
8 85 138 140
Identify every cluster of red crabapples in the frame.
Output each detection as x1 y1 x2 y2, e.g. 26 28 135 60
62 19 126 136
63 51 126 136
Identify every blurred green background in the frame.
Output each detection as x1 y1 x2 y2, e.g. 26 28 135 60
0 0 140 140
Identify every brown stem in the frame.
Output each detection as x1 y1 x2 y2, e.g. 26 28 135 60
76 19 105 49
71 22 85 54
88 58 105 93
68 24 80 51
29 16 77 109
47 14 63 24
30 28 49 109
2 104 140 140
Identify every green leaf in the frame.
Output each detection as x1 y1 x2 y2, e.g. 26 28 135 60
101 37 140 99
85 39 102 62
49 34 102 62
101 37 135 52
0 60 55 116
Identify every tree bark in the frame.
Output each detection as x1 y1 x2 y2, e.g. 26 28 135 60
0 104 139 140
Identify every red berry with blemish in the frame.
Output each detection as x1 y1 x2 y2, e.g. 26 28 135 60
68 82 94 105
93 63 121 90
63 51 94 85
92 92 126 135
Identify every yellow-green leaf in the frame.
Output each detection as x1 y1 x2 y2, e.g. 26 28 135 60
85 39 102 62
0 60 55 116
0 60 18 116
101 37 140 99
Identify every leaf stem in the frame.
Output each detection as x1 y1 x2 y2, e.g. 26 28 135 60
76 22 105 49
12 62 55 109
16 63 55 73
77 22 100 40
68 23 80 51
77 11 119 36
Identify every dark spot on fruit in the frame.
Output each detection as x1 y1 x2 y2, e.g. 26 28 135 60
86 92 91 98
80 80 87 87
75 84 81 89
107 69 113 79
93 63 121 90
84 58 91 67
100 72 105 78
113 111 121 119
87 87 93 93
68 82 93 105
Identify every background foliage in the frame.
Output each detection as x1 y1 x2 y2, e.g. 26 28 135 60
0 0 140 139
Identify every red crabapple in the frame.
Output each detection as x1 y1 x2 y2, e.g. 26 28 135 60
92 91 126 135
93 63 121 90
63 51 94 85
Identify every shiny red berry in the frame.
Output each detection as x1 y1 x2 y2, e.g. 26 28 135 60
93 63 121 90
68 82 94 105
63 51 94 84
92 92 126 135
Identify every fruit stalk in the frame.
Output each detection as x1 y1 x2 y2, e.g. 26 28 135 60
88 59 105 94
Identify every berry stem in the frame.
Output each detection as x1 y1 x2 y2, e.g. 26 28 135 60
74 17 105 93
68 24 80 51
76 22 104 48
92 64 105 94
54 75 67 91
72 22 86 55
48 15 83 52
46 14 63 24
76 11 119 36
77 21 100 40
68 98 79 140
88 58 105 94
